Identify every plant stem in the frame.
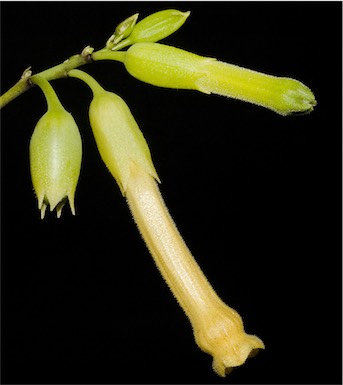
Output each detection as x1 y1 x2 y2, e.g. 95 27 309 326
30 76 63 111
91 49 126 62
0 47 125 109
68 69 105 95
0 72 32 109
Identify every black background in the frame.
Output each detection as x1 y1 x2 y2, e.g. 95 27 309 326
1 2 342 384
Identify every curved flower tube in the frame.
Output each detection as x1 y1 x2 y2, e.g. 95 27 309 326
68 69 264 376
96 42 316 116
125 162 264 376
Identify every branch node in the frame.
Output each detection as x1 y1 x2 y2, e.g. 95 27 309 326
21 66 32 80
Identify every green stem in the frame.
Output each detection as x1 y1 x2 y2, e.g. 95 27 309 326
0 46 127 109
0 76 32 109
31 76 63 111
91 49 126 62
68 69 105 95
0 48 103 109
110 38 133 51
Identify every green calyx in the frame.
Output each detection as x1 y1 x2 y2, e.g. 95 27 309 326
68 69 159 194
29 78 82 218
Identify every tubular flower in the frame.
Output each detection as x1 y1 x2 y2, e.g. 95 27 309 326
68 69 264 376
125 163 264 376
104 42 316 116
29 76 82 218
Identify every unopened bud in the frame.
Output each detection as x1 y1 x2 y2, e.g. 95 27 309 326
122 42 316 115
111 10 190 51
107 13 139 48
30 77 82 218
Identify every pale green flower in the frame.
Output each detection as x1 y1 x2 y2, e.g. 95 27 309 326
29 77 82 218
106 42 316 116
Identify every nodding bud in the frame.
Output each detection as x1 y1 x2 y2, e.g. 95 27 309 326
122 42 316 116
29 77 82 218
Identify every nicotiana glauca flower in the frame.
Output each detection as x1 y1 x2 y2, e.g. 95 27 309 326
68 68 264 376
0 8 319 378
125 163 265 377
98 42 316 116
29 76 82 218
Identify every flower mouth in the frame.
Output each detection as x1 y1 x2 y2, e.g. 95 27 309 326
289 98 317 116
39 194 74 219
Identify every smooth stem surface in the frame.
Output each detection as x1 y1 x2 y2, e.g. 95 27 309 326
91 49 126 62
31 76 63 110
0 76 32 109
68 69 105 95
0 48 126 109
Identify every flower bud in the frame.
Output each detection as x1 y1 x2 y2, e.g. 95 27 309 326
129 9 190 43
106 13 139 48
122 42 316 115
115 13 139 39
30 101 82 219
111 10 190 50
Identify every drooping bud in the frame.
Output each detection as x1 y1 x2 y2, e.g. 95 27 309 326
29 76 82 218
119 42 316 116
68 69 159 194
110 9 190 51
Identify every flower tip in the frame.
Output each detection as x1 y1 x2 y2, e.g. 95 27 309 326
280 78 317 116
36 194 76 219
40 203 47 220
212 334 265 377
68 195 76 216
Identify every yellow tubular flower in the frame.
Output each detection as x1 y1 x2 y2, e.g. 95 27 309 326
68 69 264 376
101 42 316 116
126 163 264 376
